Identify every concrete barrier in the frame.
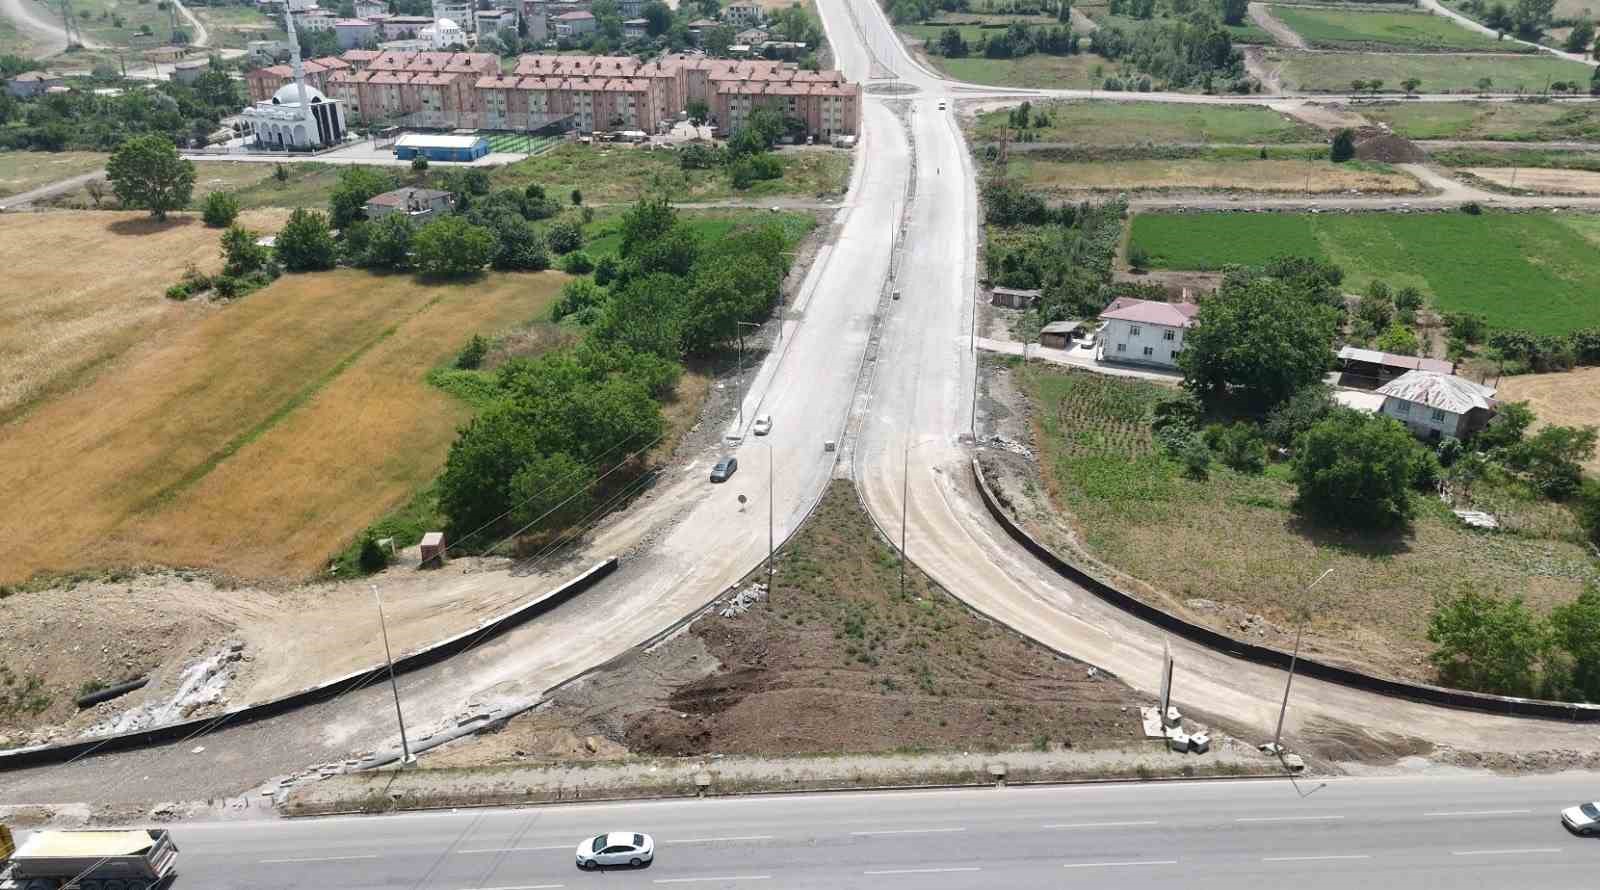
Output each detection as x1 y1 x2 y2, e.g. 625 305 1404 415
0 558 619 771
969 458 1600 723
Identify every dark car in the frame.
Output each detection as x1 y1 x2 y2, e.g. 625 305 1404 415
710 456 738 483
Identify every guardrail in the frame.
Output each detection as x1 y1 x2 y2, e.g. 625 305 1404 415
968 457 1600 723
0 558 619 771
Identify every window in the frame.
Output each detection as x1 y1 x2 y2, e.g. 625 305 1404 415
1163 330 1175 341
1129 325 1141 336
1431 408 1447 423
1116 343 1126 353
1395 401 1410 415
1143 346 1154 357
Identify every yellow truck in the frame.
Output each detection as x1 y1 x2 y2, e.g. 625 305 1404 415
0 825 179 890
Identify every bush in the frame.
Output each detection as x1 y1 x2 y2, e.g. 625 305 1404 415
1208 422 1266 474
362 213 416 270
212 274 241 299
201 190 239 227
1330 129 1356 163
1506 424 1598 499
594 254 619 287
358 534 389 573
1292 409 1422 529
1461 201 1483 215
413 216 495 278
547 219 582 254
1428 589 1549 697
562 250 595 274
221 224 269 277
165 283 191 301
456 333 489 370
1127 242 1151 272
275 208 337 272
411 156 429 173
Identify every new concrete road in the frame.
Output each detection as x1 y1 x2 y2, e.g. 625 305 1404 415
115 777 1600 889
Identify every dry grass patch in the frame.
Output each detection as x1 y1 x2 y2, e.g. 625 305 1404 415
1011 157 1421 194
0 209 288 425
1466 167 1600 194
1498 367 1600 474
0 151 108 198
0 267 562 585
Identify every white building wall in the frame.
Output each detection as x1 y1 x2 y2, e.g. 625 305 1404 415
1099 318 1185 369
1380 398 1463 439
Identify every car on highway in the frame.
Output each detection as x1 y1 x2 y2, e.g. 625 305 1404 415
1562 802 1600 835
576 831 654 869
710 456 738 482
937 100 947 111
753 414 773 436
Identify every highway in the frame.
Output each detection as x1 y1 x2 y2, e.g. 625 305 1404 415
144 777 1600 889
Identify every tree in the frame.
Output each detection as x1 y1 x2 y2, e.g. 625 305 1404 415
438 404 541 536
562 250 595 274
686 99 710 127
1592 66 1600 95
1330 128 1355 162
1292 409 1422 528
1180 275 1338 411
1506 424 1598 498
275 208 337 272
1511 0 1554 37
1350 78 1366 95
201 190 239 227
1401 77 1421 95
703 23 736 55
1208 422 1266 474
1264 383 1333 446
411 155 429 174
570 188 583 206
105 135 194 221
487 213 549 271
1476 76 1494 94
1221 0 1248 25
642 0 671 35
328 166 397 229
1367 79 1383 97
1374 323 1420 356
1566 19 1595 53
362 212 416 270
547 219 583 254
938 26 969 56
220 224 268 277
1428 589 1549 696
456 333 489 370
594 272 685 358
1477 400 1535 451
413 216 496 278
509 451 596 532
1551 584 1600 701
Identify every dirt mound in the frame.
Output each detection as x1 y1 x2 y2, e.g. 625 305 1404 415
1355 132 1425 164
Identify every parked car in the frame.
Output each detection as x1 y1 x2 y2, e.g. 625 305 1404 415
753 414 773 436
1562 802 1600 835
711 456 738 482
937 100 947 111
575 832 655 869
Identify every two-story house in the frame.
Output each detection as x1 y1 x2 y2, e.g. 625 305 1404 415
1096 297 1198 369
1374 370 1497 441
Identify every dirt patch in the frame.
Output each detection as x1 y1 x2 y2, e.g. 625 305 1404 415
1112 269 1223 296
1249 2 1306 48
1355 132 1427 164
1498 367 1600 473
1466 167 1600 195
1297 716 1434 765
1282 102 1368 132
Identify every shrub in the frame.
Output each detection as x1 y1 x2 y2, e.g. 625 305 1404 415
212 274 241 299
411 156 429 173
1330 129 1356 163
1209 423 1266 474
594 254 619 286
275 208 337 272
165 283 191 301
201 190 239 227
221 224 268 277
358 534 389 573
562 250 595 274
1126 242 1151 272
413 216 495 278
1461 200 1483 215
547 219 582 254
456 334 489 370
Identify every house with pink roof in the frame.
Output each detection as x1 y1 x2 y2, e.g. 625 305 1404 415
1097 297 1200 369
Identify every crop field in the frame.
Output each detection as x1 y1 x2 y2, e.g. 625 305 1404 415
1267 5 1516 51
1358 101 1600 141
1272 49 1589 92
969 100 1321 145
927 52 1115 90
0 261 564 586
1466 167 1600 193
1129 210 1600 334
0 151 107 198
492 143 852 202
1021 365 1596 682
1009 157 1420 193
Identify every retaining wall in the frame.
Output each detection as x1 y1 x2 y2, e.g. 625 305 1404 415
0 558 619 771
969 457 1600 723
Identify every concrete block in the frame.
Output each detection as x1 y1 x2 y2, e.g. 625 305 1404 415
1190 732 1210 754
1167 731 1191 753
1163 706 1182 729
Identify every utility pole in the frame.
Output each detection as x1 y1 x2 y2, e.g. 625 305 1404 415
372 584 415 765
1273 568 1334 758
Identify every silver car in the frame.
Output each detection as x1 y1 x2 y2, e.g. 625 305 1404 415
1562 802 1600 836
576 831 655 869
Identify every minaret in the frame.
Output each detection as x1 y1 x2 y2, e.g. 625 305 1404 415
283 4 310 115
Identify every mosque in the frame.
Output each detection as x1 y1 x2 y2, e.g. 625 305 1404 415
238 6 348 150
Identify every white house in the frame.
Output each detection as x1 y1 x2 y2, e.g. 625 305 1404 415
366 186 455 221
723 1 763 27
1096 297 1198 369
420 17 467 48
1374 370 1497 441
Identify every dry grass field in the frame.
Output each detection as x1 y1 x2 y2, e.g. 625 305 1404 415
1498 368 1600 474
1466 167 1600 194
0 151 107 198
0 210 289 425
1010 157 1421 194
0 265 564 586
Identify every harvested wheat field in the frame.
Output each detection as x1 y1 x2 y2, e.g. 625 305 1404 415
0 268 564 586
1498 367 1600 473
0 210 288 425
1012 158 1421 194
1467 168 1600 195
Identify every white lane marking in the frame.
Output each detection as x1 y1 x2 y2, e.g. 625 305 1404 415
850 827 966 836
1451 848 1562 857
662 835 776 844
1424 809 1533 817
1263 854 1371 862
864 867 981 875
1062 860 1179 869
463 885 565 890
1235 815 1344 823
458 845 574 854
258 854 380 864
653 876 772 884
1044 820 1159 829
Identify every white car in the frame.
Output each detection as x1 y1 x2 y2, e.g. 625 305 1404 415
753 414 773 436
1562 802 1600 836
576 831 655 869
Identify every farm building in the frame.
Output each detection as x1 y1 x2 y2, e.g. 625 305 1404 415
366 186 455 220
1096 297 1198 369
7 71 64 98
1038 320 1086 349
1336 345 1453 390
990 286 1040 309
1375 370 1497 441
393 133 490 162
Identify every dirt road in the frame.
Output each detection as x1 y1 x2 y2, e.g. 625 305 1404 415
0 170 102 210
1249 2 1306 49
0 0 98 55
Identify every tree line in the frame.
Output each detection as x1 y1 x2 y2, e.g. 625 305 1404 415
0 57 242 152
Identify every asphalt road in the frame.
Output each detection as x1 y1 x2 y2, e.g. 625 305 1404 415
111 776 1600 889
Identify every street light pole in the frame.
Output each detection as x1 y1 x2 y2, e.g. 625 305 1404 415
736 321 761 431
371 584 414 766
1273 567 1334 757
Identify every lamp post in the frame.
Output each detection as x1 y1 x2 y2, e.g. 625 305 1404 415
1272 567 1334 758
736 320 761 431
371 584 414 766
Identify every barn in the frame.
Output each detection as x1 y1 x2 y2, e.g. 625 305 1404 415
393 133 490 163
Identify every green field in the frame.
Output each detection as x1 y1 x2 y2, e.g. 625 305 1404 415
970 100 1321 144
68 0 180 47
1268 5 1520 51
1084 8 1274 43
1359 101 1600 140
929 52 1121 89
1428 146 1600 170
1274 49 1590 92
581 208 816 259
1129 211 1600 334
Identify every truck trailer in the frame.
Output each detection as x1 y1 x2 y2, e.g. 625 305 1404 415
0 825 179 890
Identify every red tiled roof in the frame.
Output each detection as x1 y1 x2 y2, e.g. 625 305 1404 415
1099 297 1200 328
